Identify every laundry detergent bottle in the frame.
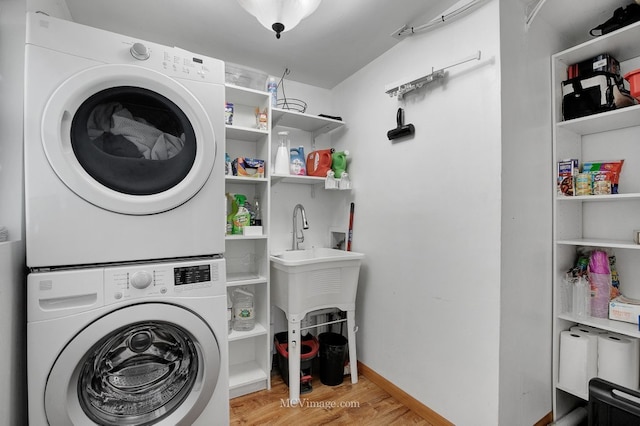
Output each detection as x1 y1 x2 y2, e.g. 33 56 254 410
231 194 251 235
290 146 306 175
331 150 349 178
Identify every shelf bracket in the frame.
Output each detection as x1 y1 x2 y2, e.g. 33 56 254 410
384 50 481 100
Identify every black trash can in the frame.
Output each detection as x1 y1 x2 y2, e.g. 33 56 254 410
318 332 348 386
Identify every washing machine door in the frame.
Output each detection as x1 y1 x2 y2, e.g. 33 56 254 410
45 303 221 426
41 64 217 215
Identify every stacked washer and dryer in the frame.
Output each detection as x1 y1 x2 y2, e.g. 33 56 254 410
24 13 229 425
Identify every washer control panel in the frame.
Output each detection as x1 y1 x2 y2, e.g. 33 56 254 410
104 258 224 304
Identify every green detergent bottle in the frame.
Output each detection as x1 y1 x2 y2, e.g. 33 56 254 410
331 150 349 178
232 194 251 235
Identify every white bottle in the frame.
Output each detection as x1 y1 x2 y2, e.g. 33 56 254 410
233 288 255 331
274 131 290 175
267 77 278 108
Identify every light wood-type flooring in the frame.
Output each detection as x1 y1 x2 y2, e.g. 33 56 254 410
229 370 433 425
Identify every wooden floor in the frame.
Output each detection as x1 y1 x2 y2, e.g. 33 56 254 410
230 370 434 425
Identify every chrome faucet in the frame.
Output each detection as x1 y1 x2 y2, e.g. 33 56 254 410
292 204 309 250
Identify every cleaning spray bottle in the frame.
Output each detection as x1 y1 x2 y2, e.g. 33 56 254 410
331 150 349 178
225 192 236 235
232 194 251 235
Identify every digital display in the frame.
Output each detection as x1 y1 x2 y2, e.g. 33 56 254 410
174 265 210 285
193 57 203 64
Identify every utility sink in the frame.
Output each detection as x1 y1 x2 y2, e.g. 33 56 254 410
270 247 364 267
270 248 364 319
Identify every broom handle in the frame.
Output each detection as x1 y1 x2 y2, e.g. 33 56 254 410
347 202 355 251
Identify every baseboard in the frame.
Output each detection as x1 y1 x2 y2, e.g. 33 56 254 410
357 361 454 426
534 411 553 426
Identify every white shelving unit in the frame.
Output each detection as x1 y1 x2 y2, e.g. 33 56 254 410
225 82 348 398
224 84 271 398
551 21 640 420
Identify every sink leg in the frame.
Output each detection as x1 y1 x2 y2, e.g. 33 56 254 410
288 320 301 403
347 310 358 384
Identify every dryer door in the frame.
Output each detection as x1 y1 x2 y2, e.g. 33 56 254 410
44 303 221 425
41 64 217 215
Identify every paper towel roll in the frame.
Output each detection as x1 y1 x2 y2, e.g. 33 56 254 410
598 333 640 390
559 330 598 396
570 324 607 336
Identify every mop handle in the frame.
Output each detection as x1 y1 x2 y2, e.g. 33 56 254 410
347 202 354 251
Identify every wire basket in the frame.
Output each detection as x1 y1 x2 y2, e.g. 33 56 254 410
277 98 307 113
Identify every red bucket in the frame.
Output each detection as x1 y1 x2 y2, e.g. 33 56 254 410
624 69 640 101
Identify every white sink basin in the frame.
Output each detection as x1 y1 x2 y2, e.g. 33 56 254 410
270 247 364 267
270 248 364 318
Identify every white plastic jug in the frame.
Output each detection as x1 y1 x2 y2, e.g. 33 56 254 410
274 131 290 175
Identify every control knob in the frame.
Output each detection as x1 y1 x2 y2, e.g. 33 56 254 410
130 271 153 289
130 42 150 60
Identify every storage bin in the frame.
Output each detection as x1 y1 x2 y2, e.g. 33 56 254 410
225 62 268 91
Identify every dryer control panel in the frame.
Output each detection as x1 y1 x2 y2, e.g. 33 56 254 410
104 258 225 305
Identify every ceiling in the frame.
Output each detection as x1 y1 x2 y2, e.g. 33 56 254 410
62 0 462 89
62 0 629 89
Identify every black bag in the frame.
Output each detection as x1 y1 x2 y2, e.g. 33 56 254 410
590 3 640 36
562 72 634 120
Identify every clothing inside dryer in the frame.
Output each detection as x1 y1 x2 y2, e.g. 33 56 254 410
87 101 185 161
78 321 199 425
70 86 198 195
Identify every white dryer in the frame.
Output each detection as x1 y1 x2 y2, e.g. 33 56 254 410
27 257 228 425
24 13 225 268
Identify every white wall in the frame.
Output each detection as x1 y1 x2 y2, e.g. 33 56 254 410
497 1 562 424
0 0 27 241
332 2 503 424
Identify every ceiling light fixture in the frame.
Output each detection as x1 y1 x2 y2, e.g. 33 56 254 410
237 0 321 39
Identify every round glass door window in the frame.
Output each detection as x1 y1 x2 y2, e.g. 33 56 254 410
78 321 198 425
70 86 197 195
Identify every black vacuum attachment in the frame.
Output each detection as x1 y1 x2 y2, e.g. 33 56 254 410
387 108 415 140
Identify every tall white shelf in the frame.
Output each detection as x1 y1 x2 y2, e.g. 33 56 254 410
551 21 640 420
224 84 346 398
224 84 271 398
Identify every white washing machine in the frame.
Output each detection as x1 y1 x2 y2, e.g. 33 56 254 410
24 13 225 268
27 256 228 425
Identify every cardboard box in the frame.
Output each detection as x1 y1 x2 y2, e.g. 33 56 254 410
557 159 578 196
232 157 265 178
609 296 640 324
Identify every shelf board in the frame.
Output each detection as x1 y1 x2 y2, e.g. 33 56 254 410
556 238 640 249
226 273 267 286
556 104 640 136
558 313 640 339
271 174 325 185
556 193 640 202
226 125 269 142
555 384 587 402
272 108 344 135
228 360 268 390
553 20 640 65
225 234 268 241
225 176 268 184
225 84 269 106
228 322 268 342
